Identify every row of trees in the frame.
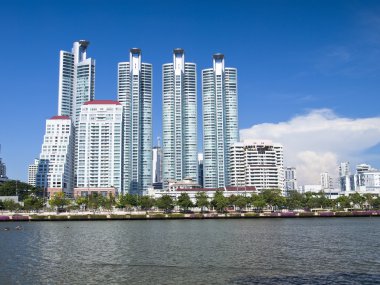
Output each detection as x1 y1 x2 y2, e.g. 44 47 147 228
1 185 379 213
44 189 380 213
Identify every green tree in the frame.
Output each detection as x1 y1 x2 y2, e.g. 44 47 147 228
211 190 228 213
177 193 193 211
0 180 42 201
336 195 351 210
0 200 4 210
118 193 138 209
156 195 174 212
3 199 20 211
195 192 209 212
349 193 365 209
23 196 44 211
235 195 248 211
49 192 70 212
251 194 266 211
286 191 304 210
139 196 155 210
363 194 374 209
75 196 88 210
373 197 380 209
261 189 283 210
228 194 238 210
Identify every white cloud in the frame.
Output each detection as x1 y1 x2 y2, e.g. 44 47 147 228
240 109 380 185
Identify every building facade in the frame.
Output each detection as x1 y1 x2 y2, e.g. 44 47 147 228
162 49 198 188
75 100 123 196
152 145 162 184
38 116 75 197
28 159 40 186
118 48 152 195
58 40 95 124
284 167 297 193
0 157 6 179
230 140 284 192
202 54 238 188
320 172 333 190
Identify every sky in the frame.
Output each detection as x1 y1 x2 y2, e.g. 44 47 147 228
0 0 380 185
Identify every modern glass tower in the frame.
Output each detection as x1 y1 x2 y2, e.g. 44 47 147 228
202 54 238 188
118 48 152 195
162 49 197 188
58 40 95 125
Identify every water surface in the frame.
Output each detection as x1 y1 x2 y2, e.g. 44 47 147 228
0 218 379 284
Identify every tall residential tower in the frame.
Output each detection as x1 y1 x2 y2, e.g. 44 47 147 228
162 49 197 188
202 54 238 188
58 40 95 124
118 48 153 195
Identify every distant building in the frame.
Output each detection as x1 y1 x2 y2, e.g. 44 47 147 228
28 159 40 186
353 164 380 195
230 140 284 192
152 145 162 184
198 153 204 187
320 172 333 191
298 185 322 194
74 100 123 197
38 116 75 197
0 157 7 179
284 167 297 194
202 54 239 188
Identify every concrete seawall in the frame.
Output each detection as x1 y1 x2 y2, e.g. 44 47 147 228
1 210 379 221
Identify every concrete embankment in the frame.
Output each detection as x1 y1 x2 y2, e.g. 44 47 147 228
0 210 379 221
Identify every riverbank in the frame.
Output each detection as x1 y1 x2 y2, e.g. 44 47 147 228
1 210 380 221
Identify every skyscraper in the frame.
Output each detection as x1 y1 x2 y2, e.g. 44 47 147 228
202 54 238 188
58 40 95 124
75 100 123 197
162 49 197 187
118 48 152 195
38 116 75 197
152 146 162 184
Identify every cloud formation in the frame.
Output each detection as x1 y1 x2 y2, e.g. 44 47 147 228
240 109 380 185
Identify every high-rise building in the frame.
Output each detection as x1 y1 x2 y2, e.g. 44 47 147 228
38 116 75 197
0 157 7 180
230 140 284 192
339 162 350 177
152 145 162 184
320 172 333 190
28 159 40 186
162 49 197 188
198 153 204 187
118 48 152 195
58 40 95 124
284 167 297 193
202 54 238 188
75 100 123 197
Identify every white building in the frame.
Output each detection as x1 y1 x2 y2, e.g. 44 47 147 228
320 172 333 190
284 167 297 193
353 164 380 195
38 116 75 197
75 100 123 197
118 48 152 195
162 49 198 188
230 140 284 192
152 145 162 184
202 54 239 188
58 40 95 125
28 159 40 186
0 157 6 179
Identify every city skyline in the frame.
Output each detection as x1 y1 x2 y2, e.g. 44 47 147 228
1 0 380 185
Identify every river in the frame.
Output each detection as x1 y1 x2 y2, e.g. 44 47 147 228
0 218 379 284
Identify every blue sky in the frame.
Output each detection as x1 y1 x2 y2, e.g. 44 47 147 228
1 0 380 183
